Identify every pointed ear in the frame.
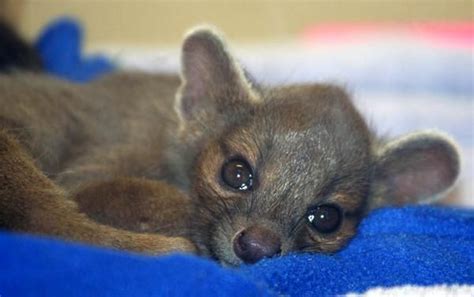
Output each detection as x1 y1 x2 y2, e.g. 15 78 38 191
369 131 460 210
176 27 259 122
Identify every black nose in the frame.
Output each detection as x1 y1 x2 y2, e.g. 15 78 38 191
233 226 281 264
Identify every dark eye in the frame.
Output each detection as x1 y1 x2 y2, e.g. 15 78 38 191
221 158 253 191
306 204 342 234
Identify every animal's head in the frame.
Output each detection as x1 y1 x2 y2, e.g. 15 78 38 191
174 27 460 265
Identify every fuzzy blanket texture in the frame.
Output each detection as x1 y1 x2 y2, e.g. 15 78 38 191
1 206 473 296
1 18 473 297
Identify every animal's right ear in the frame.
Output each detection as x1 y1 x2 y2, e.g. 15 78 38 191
368 131 460 210
176 27 259 124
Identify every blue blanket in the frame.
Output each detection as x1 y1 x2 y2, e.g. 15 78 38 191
1 206 473 296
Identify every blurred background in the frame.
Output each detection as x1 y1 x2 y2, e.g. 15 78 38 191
1 0 473 206
1 0 472 46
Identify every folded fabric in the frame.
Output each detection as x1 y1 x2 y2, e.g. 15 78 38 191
1 206 473 297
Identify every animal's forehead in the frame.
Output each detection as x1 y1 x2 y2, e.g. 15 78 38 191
221 83 371 176
252 102 368 155
226 91 369 153
221 92 372 191
225 114 369 181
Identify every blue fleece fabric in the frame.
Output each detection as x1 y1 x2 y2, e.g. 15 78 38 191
0 206 473 297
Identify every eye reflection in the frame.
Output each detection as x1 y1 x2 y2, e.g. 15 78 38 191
221 158 253 191
306 204 342 234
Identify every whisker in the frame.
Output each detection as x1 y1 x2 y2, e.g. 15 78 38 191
288 214 306 236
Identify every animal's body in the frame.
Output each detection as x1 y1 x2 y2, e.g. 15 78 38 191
0 28 459 265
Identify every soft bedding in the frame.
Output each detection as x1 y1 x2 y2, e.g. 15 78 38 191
1 206 473 296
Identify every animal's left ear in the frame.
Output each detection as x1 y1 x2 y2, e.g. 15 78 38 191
369 131 460 210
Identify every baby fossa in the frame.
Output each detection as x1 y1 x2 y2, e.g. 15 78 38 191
0 28 460 265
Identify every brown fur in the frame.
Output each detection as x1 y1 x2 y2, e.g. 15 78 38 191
75 177 190 236
0 27 460 265
0 129 194 253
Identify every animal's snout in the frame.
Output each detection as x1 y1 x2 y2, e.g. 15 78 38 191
232 225 281 264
